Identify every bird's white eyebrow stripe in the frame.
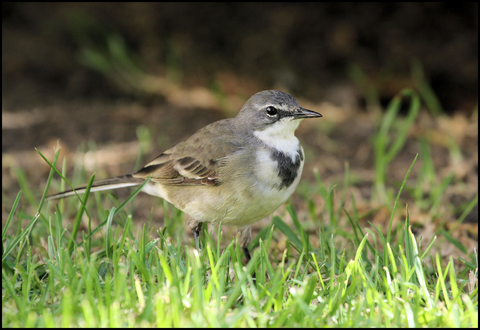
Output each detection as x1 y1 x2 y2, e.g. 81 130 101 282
264 103 289 110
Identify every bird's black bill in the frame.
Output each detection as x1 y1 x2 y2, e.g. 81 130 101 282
293 107 322 119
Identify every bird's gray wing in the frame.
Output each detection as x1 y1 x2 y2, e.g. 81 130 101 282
133 119 240 186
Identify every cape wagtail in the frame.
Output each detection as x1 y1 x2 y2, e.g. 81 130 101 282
46 90 322 261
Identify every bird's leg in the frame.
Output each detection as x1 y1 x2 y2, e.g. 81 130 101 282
193 229 201 250
239 225 256 283
243 247 252 262
238 225 252 261
188 218 203 250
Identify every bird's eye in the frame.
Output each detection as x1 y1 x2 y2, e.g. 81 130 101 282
265 106 278 117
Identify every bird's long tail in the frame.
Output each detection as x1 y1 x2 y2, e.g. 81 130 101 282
45 174 145 200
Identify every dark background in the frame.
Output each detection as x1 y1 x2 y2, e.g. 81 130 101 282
2 2 477 115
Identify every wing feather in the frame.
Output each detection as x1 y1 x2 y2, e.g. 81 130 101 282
133 119 240 187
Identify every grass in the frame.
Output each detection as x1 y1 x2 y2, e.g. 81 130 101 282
2 90 478 327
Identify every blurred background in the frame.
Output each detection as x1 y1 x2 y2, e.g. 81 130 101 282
2 3 478 260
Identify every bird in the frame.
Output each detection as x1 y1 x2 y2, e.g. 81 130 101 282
46 90 322 262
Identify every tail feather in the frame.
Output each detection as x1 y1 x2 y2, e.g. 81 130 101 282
46 174 145 200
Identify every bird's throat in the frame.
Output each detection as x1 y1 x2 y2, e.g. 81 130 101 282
253 119 302 161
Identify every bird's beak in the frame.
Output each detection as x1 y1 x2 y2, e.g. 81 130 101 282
293 107 323 119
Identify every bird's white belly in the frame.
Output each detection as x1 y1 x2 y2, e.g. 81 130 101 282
182 147 304 226
240 148 304 224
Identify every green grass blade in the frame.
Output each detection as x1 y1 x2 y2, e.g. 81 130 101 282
384 154 418 267
273 216 302 251
449 194 478 234
105 207 116 258
439 229 468 254
411 58 443 116
2 191 22 241
2 212 40 263
36 148 86 205
384 89 420 163
68 174 95 253
37 145 61 213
